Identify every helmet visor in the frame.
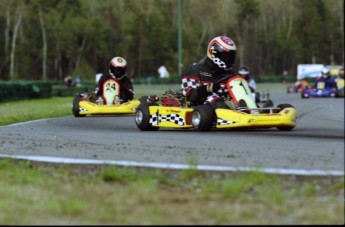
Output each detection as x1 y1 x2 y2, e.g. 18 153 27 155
217 50 236 68
112 67 127 78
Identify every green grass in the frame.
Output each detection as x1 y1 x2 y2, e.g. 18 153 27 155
0 97 73 126
0 159 343 225
0 86 344 224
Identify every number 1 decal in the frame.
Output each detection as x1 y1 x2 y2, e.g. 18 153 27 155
239 80 249 95
226 76 257 108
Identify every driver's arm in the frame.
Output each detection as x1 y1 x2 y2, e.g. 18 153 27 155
119 78 134 100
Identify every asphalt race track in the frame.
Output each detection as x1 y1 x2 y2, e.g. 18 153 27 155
0 89 344 176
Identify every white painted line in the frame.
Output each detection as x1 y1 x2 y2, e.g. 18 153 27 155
0 154 343 176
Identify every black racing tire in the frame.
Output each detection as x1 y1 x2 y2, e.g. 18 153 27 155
274 103 294 113
238 99 250 113
192 105 214 131
262 99 274 108
135 97 159 131
336 89 345 98
72 95 85 117
260 99 274 113
276 103 295 131
301 91 309 99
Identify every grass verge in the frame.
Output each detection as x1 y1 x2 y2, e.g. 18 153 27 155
0 159 343 225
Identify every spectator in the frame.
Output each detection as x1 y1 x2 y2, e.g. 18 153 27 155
64 75 73 87
158 65 170 79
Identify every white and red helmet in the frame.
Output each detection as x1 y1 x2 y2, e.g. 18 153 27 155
207 36 237 70
109 56 127 79
321 67 330 79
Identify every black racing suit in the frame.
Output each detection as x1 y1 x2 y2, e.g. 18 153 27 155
96 74 134 103
181 57 235 109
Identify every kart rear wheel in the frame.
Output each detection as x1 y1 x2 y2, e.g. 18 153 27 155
192 105 214 131
237 99 250 113
262 99 274 108
301 91 309 98
276 103 295 131
72 95 85 117
274 103 295 114
135 98 159 131
260 99 274 113
277 103 294 110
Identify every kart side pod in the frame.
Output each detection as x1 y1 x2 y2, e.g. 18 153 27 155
135 96 195 131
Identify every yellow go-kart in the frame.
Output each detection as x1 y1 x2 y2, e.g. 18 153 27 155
135 76 297 131
72 78 139 117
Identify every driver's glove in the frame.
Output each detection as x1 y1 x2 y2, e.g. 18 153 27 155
96 96 104 105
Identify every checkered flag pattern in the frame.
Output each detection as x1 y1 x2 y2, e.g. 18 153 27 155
218 85 228 95
212 57 227 69
182 77 200 96
205 94 220 103
150 112 185 126
217 118 236 126
182 77 199 89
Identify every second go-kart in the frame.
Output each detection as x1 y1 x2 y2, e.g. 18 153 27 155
301 87 337 98
287 79 311 93
135 76 297 131
72 78 139 117
301 80 339 98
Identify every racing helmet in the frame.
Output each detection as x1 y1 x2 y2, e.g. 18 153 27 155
321 67 330 79
207 36 237 70
109 56 127 80
238 65 250 77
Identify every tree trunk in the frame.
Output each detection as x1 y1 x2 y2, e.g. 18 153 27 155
75 35 87 71
10 9 22 80
5 2 12 56
39 6 47 80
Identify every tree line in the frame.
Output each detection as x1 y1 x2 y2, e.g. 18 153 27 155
0 0 343 82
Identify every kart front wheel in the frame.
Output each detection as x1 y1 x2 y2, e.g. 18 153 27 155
72 95 85 117
276 103 295 131
192 105 214 131
135 104 159 131
277 103 294 110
